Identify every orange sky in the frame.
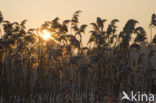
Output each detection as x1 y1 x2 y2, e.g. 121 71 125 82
0 0 156 44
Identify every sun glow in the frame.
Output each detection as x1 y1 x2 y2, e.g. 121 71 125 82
39 30 51 40
38 30 59 43
42 30 51 40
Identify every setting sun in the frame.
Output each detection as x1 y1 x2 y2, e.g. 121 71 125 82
39 30 51 40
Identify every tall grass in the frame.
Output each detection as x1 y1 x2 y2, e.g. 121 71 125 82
0 11 156 103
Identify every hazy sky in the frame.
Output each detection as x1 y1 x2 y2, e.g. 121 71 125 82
0 0 156 43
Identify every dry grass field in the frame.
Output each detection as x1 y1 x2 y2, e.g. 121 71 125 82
0 11 156 103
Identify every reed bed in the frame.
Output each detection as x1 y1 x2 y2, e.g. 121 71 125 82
0 11 156 103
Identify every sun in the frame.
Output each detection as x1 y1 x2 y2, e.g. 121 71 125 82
38 30 59 43
39 30 51 40
42 30 51 40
